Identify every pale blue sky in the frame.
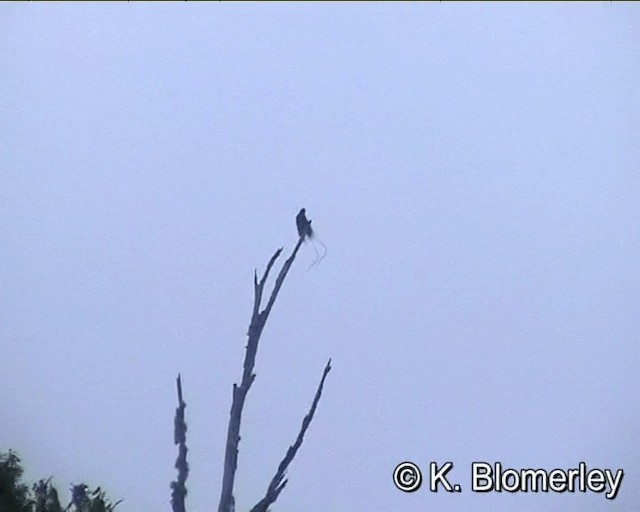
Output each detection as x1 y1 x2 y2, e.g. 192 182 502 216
2 3 639 511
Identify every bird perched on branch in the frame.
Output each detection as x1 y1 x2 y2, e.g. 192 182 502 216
296 208 313 239
295 208 327 268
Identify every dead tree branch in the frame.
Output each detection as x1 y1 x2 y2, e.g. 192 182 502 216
250 358 332 512
171 374 189 512
217 234 307 512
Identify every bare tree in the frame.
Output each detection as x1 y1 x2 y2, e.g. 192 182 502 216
217 212 332 512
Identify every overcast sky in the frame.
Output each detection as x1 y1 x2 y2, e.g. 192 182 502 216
2 3 639 512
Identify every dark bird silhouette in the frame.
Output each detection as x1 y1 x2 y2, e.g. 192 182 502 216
296 208 313 239
296 208 327 268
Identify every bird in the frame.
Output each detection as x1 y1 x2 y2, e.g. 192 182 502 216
296 208 313 239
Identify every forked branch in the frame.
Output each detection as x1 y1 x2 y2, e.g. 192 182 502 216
217 234 307 512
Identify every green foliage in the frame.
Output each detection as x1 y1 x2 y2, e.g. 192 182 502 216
0 450 32 512
68 484 122 512
33 478 62 512
0 451 121 512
